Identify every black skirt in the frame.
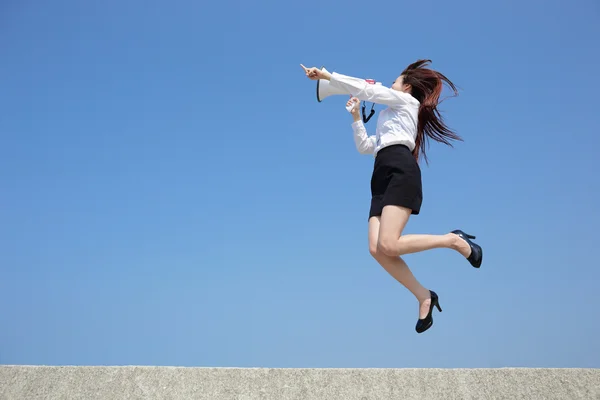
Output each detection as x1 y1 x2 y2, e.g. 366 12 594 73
369 144 423 219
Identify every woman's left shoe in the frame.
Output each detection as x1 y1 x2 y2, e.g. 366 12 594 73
451 229 483 269
415 290 442 334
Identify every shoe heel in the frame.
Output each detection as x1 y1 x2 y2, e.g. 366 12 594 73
435 302 442 312
465 233 476 239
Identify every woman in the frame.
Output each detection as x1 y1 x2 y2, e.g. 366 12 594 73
301 60 483 333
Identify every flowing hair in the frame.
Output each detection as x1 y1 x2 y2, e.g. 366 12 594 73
400 59 461 164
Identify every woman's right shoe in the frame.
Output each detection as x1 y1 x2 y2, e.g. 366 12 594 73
415 290 442 334
451 229 483 268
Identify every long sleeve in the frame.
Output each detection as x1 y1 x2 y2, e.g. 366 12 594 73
329 72 418 108
352 119 376 154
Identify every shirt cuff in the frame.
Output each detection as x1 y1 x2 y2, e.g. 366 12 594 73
351 119 364 129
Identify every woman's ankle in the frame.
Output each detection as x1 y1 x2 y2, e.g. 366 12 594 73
447 232 471 257
415 288 431 303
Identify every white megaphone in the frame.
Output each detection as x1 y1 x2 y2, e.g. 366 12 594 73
316 67 348 102
315 66 381 122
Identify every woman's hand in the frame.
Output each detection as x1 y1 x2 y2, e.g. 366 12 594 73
346 97 361 122
300 64 330 81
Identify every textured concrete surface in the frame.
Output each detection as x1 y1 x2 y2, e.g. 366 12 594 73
1 366 599 400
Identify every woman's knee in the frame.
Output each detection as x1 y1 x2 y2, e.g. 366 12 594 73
369 242 379 258
377 235 400 257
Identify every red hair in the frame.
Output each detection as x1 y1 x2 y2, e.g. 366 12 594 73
400 59 462 164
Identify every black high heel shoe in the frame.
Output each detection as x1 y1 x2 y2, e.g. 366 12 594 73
415 290 442 334
451 229 483 269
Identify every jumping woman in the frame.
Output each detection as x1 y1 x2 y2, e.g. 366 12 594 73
301 60 483 333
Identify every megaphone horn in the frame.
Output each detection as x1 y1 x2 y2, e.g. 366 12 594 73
316 67 348 102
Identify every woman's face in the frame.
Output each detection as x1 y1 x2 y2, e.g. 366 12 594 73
391 75 411 93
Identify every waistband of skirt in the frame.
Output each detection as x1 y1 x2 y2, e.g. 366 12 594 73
376 143 411 156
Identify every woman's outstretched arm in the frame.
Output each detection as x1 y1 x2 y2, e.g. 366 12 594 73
302 65 411 107
326 70 417 108
331 72 415 107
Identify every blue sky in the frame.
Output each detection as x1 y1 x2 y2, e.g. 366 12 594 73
1 0 599 368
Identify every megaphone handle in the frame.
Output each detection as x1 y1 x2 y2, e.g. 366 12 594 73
346 97 359 113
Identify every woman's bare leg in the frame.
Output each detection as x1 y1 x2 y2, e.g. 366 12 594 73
377 205 472 258
368 216 432 319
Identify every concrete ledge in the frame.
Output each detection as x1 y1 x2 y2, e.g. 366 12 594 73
1 366 599 399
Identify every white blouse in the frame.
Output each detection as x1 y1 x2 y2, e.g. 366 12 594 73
328 72 420 156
